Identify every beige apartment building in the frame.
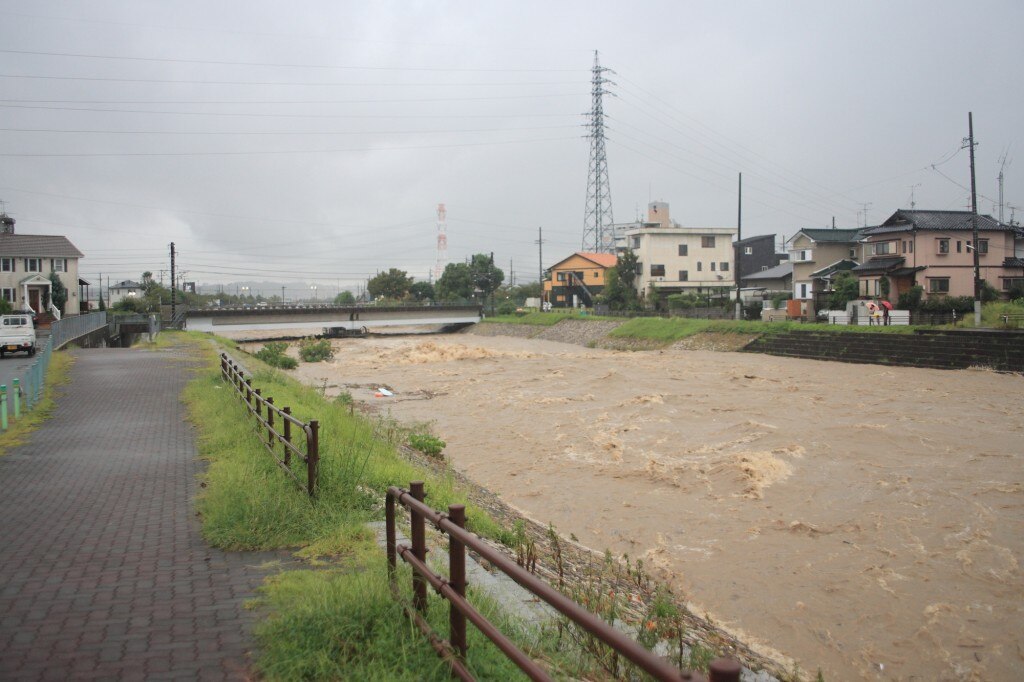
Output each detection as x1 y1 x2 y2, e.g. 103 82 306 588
788 227 864 315
618 202 736 299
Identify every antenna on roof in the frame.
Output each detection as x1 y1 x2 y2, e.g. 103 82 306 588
908 183 921 210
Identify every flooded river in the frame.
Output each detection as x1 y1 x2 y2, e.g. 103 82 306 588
264 333 1022 680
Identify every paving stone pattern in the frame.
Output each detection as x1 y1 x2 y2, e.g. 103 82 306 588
0 348 284 680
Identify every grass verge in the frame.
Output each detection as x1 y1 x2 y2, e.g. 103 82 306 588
0 350 74 456
483 311 613 325
182 336 577 679
609 317 918 344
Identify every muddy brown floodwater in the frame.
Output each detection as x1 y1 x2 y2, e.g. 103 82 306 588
260 333 1022 680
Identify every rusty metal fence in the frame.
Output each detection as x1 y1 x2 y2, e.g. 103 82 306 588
386 481 741 682
219 352 320 497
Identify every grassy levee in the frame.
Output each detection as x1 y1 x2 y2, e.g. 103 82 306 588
483 311 613 325
182 336 572 680
0 350 74 456
609 317 918 344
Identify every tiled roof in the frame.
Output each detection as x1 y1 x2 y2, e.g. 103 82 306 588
864 210 1009 235
743 261 793 280
0 233 84 258
810 259 859 278
110 280 143 290
735 234 775 245
851 257 905 275
573 252 618 268
795 228 864 243
1004 257 1024 268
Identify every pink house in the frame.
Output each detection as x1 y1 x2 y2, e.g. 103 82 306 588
853 210 1024 301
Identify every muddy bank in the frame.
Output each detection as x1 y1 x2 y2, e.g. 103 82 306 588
255 334 1023 680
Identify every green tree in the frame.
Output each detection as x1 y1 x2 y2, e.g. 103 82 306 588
409 281 435 302
617 250 639 290
367 268 412 300
97 289 106 311
0 298 12 315
598 253 640 311
469 254 504 299
333 290 356 305
828 271 860 310
436 262 474 300
48 272 68 314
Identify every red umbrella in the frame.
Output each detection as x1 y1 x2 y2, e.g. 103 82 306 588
879 300 893 310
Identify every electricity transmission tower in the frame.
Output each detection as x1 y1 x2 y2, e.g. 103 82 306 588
582 51 615 253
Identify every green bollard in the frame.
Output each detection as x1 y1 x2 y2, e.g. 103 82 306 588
12 378 20 418
1 385 7 431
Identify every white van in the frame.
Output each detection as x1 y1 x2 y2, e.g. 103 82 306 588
0 315 36 357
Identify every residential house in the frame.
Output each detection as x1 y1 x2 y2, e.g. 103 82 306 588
741 261 793 301
618 202 736 300
789 228 864 316
543 252 617 308
0 219 85 318
735 234 787 279
108 280 145 307
854 209 1024 300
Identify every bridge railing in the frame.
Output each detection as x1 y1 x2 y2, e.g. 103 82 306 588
51 311 107 350
219 352 320 496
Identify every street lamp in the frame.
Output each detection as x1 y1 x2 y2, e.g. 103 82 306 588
310 285 318 303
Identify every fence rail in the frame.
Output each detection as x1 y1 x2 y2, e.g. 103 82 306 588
386 481 741 682
219 351 319 496
1 312 109 432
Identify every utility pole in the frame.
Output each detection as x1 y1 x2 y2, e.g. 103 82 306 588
509 258 514 287
169 242 176 323
966 112 981 326
735 172 742 320
997 151 1008 224
536 227 544 284
860 202 872 227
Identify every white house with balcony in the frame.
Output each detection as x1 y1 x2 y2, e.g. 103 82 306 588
0 218 85 319
617 201 736 299
788 227 864 316
108 280 146 307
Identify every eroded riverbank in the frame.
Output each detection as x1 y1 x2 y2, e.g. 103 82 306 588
245 333 1023 680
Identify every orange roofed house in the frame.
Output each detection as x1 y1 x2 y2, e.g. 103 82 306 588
543 252 618 308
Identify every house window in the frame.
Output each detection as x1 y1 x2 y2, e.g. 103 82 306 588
52 258 67 272
634 262 642 276
1 288 15 303
592 271 599 278
701 236 716 248
631 237 640 249
907 240 913 253
873 242 892 255
849 247 857 259
744 246 753 255
937 239 950 254
976 239 989 254
710 262 716 272
928 278 950 294
650 264 665 276
697 262 702 272
24 258 41 272
556 272 566 282
0 258 13 272
956 241 962 253
679 270 689 281
799 283 808 298
678 244 688 256
901 241 906 253
761 265 769 271
801 250 810 261
720 262 729 272
1003 277 1024 290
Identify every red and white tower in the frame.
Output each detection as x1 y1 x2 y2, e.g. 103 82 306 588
434 203 448 280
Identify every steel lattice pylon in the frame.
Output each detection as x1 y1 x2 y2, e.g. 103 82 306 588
582 51 615 253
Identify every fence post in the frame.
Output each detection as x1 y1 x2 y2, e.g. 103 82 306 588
282 407 292 468
306 420 319 497
410 481 427 613
12 378 19 418
1 385 6 431
448 504 468 660
266 397 275 446
709 658 742 682
385 491 396 580
245 377 252 405
254 388 262 419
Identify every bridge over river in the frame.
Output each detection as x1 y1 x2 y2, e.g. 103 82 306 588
184 304 482 335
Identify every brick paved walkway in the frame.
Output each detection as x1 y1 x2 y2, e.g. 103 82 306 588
0 347 285 680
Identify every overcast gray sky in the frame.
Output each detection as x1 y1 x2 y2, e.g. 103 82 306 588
1 1 1020 298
